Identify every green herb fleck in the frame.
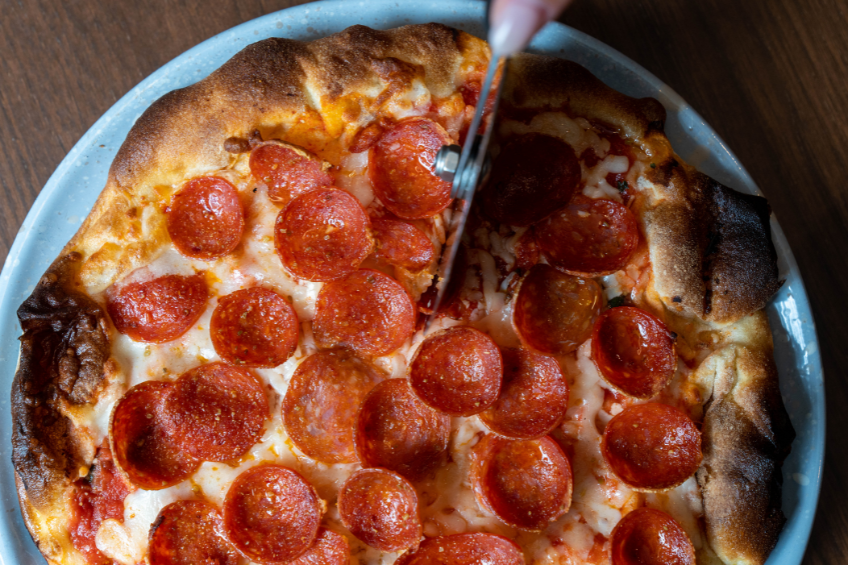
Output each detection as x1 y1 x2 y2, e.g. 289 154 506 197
650 162 657 168
608 295 626 308
616 180 628 194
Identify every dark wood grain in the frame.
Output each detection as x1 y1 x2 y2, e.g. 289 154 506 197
0 0 842 563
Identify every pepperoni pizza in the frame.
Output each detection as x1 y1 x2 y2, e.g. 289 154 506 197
11 23 794 565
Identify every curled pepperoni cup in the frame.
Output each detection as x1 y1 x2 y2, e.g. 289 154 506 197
148 500 240 565
282 349 385 464
288 528 350 565
513 264 602 356
275 187 374 282
338 468 421 552
355 379 450 481
223 465 322 563
111 381 200 490
166 176 245 260
471 435 572 531
369 117 453 219
210 288 299 368
249 143 332 204
165 363 268 462
480 348 568 439
602 403 703 491
592 307 676 399
534 195 639 277
371 218 436 271
394 533 524 565
409 326 503 416
480 133 581 227
107 274 208 344
610 508 696 565
313 269 416 357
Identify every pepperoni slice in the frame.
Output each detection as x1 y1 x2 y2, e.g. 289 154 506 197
371 218 435 271
513 264 602 355
395 533 525 565
355 379 450 481
166 176 245 260
592 307 676 399
288 528 350 565
210 288 299 368
107 274 208 343
471 434 572 531
534 195 639 276
409 326 502 416
111 380 200 490
610 507 696 565
282 349 385 464
602 403 702 491
480 348 568 439
480 133 581 227
165 363 268 462
275 187 374 282
222 465 322 563
338 468 421 552
313 269 416 357
148 500 240 565
249 143 333 203
370 117 453 219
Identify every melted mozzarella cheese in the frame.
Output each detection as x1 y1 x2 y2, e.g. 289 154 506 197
86 121 704 565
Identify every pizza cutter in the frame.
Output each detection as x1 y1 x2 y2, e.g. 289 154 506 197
424 52 507 331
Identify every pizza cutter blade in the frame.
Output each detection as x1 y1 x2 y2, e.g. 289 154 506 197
424 55 506 332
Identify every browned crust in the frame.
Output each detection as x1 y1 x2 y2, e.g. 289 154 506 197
13 25 792 565
639 161 781 325
692 312 796 565
12 252 109 562
503 53 667 140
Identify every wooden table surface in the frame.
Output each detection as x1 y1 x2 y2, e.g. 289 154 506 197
0 0 843 563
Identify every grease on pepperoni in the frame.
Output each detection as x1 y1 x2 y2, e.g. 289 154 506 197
370 117 453 219
222 465 322 563
592 307 676 399
70 443 132 565
165 363 268 462
338 468 421 552
288 528 350 565
371 217 435 271
282 349 385 464
107 274 208 344
211 287 299 368
513 264 601 355
355 379 450 481
275 187 374 281
471 435 572 531
313 269 416 357
249 143 333 203
395 533 525 565
610 508 696 565
480 133 581 227
480 348 568 439
148 500 240 565
409 326 502 416
602 403 702 491
534 195 639 276
166 176 245 260
111 381 200 490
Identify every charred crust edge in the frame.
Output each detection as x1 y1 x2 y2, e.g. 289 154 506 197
644 164 782 324
12 253 109 512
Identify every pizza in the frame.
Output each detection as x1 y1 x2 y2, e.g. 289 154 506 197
11 23 795 565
